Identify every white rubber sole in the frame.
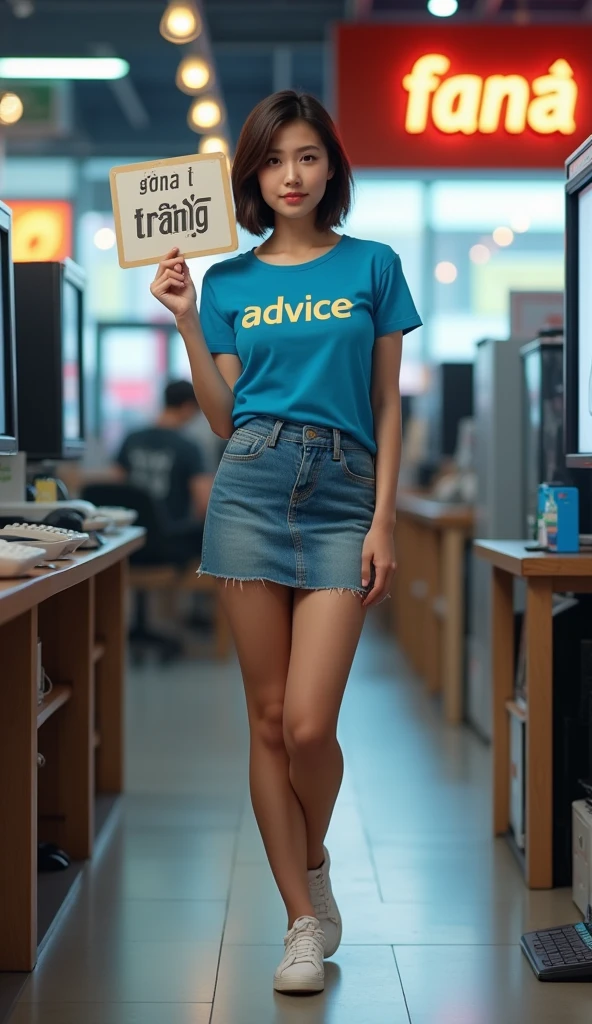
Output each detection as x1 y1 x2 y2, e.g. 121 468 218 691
273 975 325 993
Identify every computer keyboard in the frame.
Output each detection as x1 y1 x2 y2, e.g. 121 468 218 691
0 522 88 556
0 538 48 577
521 922 592 980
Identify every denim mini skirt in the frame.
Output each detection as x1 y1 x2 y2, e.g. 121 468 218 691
197 415 376 597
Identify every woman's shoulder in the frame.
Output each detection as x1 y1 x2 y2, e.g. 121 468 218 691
203 250 253 287
344 235 399 270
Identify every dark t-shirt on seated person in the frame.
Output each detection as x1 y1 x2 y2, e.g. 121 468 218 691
116 427 205 523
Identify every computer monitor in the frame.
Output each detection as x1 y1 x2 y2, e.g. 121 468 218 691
0 201 18 455
14 259 85 461
565 134 592 468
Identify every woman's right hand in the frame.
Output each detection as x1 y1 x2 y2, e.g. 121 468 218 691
150 247 198 321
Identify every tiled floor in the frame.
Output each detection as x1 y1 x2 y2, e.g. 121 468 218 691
6 614 589 1023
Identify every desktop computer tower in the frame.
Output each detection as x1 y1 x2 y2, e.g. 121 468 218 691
467 338 524 740
411 362 473 460
423 362 474 460
407 362 473 489
521 332 564 539
522 330 592 540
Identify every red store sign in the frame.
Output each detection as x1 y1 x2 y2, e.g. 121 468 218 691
335 24 592 168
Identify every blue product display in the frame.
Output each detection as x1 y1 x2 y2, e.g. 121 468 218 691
538 483 580 553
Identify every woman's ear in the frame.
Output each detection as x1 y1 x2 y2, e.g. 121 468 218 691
327 166 335 181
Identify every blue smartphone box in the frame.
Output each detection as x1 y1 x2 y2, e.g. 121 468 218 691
537 484 579 553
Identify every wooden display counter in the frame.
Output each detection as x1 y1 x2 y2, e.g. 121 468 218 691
474 540 592 889
0 527 145 970
394 493 474 723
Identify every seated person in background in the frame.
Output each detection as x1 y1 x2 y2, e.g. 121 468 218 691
114 380 213 557
182 402 227 474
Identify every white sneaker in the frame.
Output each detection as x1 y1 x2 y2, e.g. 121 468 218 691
307 845 343 958
273 915 325 993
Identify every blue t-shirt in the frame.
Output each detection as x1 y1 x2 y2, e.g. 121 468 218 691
198 234 422 454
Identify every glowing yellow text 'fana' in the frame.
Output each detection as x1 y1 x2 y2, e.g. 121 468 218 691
402 55 577 136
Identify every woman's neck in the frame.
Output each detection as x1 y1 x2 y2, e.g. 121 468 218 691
258 215 340 256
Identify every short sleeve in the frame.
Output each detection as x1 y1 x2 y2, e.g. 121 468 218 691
199 273 237 355
373 253 422 338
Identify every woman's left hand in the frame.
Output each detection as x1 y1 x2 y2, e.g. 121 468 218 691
360 524 397 608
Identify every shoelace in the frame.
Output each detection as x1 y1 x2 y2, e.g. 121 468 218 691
309 868 335 925
309 869 331 917
285 923 325 964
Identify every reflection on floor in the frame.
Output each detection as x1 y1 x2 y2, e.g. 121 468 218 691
5 615 588 1023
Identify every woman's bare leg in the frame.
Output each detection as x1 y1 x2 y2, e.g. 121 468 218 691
283 589 367 869
215 578 315 927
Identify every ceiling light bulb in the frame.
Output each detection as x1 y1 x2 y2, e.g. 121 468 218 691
198 135 229 155
0 92 24 125
94 227 116 251
10 0 35 18
435 261 457 284
176 56 211 94
160 2 201 44
188 97 221 131
469 244 491 265
427 0 458 16
510 213 530 233
492 226 514 247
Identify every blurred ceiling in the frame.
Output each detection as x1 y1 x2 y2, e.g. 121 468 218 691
0 0 590 157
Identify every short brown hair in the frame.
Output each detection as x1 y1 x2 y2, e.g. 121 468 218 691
231 91 354 237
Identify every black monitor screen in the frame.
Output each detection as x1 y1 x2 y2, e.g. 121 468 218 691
579 182 592 455
62 277 81 442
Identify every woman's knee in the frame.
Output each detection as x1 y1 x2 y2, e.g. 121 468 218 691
283 717 334 759
249 699 286 752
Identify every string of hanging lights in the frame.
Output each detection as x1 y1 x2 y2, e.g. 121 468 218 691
159 1 231 161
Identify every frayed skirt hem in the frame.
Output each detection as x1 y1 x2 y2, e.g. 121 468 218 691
196 567 367 598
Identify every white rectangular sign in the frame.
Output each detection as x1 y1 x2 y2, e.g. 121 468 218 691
109 152 238 269
509 290 564 343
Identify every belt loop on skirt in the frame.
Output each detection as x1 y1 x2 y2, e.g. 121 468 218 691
268 419 284 447
332 428 341 461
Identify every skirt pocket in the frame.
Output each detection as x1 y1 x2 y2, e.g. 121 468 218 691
222 428 270 462
340 447 376 487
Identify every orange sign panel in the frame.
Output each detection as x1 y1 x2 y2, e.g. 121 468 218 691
4 200 72 262
335 24 592 168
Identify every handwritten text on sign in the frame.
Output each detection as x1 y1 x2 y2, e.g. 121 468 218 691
109 152 238 269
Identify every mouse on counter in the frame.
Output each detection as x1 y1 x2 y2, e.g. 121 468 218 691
43 509 85 532
38 841 71 872
80 532 103 549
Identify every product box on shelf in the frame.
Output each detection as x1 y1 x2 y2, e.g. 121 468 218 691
538 484 580 553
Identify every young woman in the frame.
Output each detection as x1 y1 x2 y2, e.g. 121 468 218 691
150 90 422 995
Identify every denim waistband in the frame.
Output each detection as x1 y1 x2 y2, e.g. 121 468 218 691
237 416 368 459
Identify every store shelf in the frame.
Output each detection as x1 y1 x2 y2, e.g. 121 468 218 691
0 528 146 972
37 684 72 729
